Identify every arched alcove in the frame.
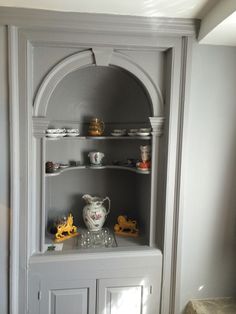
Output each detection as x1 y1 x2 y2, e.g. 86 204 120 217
33 50 164 118
46 65 152 123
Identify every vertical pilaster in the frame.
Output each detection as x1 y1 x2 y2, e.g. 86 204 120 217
149 117 165 246
32 118 49 252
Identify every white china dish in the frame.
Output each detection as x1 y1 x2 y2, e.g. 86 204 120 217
66 133 80 137
129 128 138 133
111 129 126 136
46 133 67 138
111 132 125 137
59 164 69 169
46 128 65 134
136 132 150 136
66 128 80 133
139 128 151 133
113 128 126 133
46 128 59 134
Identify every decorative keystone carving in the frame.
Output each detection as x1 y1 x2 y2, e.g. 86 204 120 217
33 117 49 137
92 48 113 66
149 116 165 136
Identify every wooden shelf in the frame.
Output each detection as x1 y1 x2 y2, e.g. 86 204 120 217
45 165 150 177
45 135 151 140
44 230 147 254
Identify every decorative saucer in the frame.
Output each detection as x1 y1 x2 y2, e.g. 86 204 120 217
46 133 67 138
66 133 80 137
136 132 150 136
59 164 69 169
111 132 125 137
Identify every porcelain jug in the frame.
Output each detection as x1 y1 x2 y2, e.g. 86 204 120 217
82 194 110 231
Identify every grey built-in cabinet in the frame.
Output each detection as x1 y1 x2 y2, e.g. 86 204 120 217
6 8 196 314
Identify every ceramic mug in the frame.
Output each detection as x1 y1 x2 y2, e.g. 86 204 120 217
88 152 105 165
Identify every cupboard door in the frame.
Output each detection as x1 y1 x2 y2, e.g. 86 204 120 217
39 279 96 314
50 288 88 314
97 277 155 314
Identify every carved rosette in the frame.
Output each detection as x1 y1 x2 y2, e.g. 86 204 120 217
149 116 165 136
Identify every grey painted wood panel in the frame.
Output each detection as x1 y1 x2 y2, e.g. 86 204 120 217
98 279 143 314
0 25 9 314
39 279 96 314
0 7 199 36
33 46 83 99
51 288 89 314
8 11 195 314
98 277 159 314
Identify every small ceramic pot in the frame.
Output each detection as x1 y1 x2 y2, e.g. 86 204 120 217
88 118 105 136
88 152 105 165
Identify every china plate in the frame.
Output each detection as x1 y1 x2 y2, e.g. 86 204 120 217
59 164 69 169
111 132 126 137
46 133 67 138
128 132 137 136
46 128 65 134
136 132 150 136
66 133 80 137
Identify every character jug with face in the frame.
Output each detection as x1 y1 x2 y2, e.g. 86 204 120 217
82 194 111 231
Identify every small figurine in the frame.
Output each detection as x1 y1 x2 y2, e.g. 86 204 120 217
54 213 78 243
136 145 151 171
114 215 139 237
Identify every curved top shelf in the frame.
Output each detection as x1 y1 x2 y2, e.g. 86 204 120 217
45 165 150 177
45 135 151 141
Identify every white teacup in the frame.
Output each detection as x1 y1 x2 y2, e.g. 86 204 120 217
88 152 105 165
113 129 126 135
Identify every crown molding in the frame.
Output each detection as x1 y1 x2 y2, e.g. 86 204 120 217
0 7 200 37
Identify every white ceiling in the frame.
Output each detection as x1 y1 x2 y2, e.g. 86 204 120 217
200 11 236 46
0 0 217 18
0 0 236 46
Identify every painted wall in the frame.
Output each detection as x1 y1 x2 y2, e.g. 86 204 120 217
180 43 236 313
0 25 9 314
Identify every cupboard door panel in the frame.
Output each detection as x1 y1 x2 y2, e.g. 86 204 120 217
50 288 88 314
39 279 96 314
98 278 151 314
104 286 142 314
